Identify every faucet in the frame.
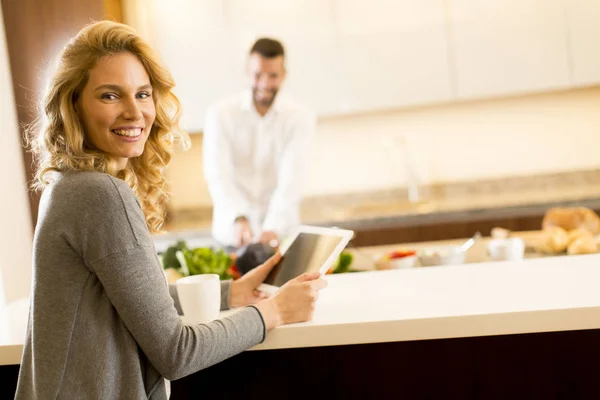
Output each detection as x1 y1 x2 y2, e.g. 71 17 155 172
391 135 421 203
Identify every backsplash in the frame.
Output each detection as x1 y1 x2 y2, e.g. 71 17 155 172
166 86 600 211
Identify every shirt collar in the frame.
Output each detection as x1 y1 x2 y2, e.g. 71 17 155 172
240 90 283 115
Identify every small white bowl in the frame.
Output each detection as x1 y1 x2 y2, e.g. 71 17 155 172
419 246 466 267
488 238 525 261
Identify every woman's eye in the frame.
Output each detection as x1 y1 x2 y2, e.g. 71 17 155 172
137 92 152 99
101 93 118 100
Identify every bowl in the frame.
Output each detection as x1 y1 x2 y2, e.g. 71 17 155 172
418 246 466 267
376 254 418 270
488 238 525 261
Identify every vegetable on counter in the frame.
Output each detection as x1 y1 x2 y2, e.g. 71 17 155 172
180 247 235 280
161 241 358 282
384 250 417 260
160 241 240 281
327 251 354 274
160 240 188 270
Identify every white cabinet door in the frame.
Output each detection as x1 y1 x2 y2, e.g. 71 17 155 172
449 0 570 99
148 0 242 132
565 0 600 86
333 0 452 114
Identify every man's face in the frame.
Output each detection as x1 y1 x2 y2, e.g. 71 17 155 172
247 53 286 108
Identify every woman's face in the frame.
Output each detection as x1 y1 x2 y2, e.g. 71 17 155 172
78 52 156 169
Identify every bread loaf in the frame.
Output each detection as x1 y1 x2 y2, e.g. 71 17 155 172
567 228 593 246
567 235 598 255
542 207 600 234
535 226 569 254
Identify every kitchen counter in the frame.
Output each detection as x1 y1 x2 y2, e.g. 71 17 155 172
164 168 600 234
347 230 547 269
173 253 600 399
241 253 600 350
3 251 600 364
0 298 28 366
5 252 600 398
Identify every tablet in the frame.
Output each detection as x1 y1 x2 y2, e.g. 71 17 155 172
258 225 354 294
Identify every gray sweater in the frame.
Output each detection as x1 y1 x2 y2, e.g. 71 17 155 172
15 171 266 399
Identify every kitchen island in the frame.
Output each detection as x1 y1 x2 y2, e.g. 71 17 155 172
3 251 600 398
168 253 600 399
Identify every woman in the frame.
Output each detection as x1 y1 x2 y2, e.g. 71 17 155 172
15 21 326 399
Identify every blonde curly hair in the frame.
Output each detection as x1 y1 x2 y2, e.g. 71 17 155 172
28 20 189 233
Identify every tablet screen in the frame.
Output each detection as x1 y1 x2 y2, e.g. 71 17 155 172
263 232 343 287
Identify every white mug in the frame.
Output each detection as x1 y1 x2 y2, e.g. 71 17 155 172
488 238 525 261
176 274 220 324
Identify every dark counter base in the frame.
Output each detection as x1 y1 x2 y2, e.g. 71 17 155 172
171 329 600 400
1 364 19 398
349 206 600 247
350 213 544 247
4 329 599 399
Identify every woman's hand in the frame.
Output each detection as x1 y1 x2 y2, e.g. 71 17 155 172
228 252 281 308
255 272 328 331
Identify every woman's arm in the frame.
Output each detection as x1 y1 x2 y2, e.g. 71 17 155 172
80 175 265 380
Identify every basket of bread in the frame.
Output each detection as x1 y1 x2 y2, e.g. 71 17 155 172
535 207 600 255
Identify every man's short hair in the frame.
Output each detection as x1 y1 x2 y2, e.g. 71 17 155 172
250 38 285 58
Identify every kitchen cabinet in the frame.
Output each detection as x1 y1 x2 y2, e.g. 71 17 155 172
448 0 571 99
152 0 342 129
565 0 600 86
140 0 453 130
333 0 453 113
129 0 598 131
148 1 244 131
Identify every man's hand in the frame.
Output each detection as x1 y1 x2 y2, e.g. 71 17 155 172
259 230 279 248
233 216 253 248
229 252 281 308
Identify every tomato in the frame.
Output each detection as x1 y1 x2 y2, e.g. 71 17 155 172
387 250 417 259
228 265 242 280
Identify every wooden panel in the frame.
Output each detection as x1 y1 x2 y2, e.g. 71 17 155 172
104 0 123 23
1 0 116 226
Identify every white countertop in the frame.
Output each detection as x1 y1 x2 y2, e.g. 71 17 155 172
3 254 600 365
249 253 600 350
0 298 29 366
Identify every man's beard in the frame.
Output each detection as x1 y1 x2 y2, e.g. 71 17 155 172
252 88 278 107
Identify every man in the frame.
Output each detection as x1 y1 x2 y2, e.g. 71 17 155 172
203 38 316 248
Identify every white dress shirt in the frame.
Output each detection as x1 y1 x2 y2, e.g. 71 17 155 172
203 90 316 246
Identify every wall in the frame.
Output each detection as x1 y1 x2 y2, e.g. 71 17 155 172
166 86 600 210
1 0 106 225
0 4 33 304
